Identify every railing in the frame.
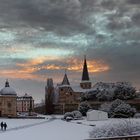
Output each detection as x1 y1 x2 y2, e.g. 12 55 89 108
87 135 140 140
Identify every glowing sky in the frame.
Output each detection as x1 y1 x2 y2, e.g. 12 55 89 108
0 0 140 102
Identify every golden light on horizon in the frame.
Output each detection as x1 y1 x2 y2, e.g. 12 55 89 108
0 57 110 81
67 59 110 73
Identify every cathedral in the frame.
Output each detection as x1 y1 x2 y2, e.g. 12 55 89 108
0 80 17 117
45 56 140 114
46 56 94 114
56 56 92 105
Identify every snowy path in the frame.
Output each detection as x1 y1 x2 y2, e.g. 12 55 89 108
0 117 55 133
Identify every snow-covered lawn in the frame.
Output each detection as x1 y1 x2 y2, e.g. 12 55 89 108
0 116 140 140
0 116 91 140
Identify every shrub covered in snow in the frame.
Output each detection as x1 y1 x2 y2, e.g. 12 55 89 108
90 120 140 138
96 89 115 101
78 101 91 116
114 82 136 100
63 111 82 120
72 111 82 119
64 112 74 120
134 113 140 118
99 99 136 118
113 103 136 118
80 82 137 102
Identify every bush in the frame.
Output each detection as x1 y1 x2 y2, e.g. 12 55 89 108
90 120 140 138
78 101 91 116
72 111 82 119
114 82 136 100
63 111 82 120
99 99 136 118
113 103 136 118
64 112 74 120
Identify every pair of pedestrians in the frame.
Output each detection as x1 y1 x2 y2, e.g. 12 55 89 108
1 122 7 131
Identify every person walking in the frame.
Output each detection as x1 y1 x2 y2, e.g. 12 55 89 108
3 122 7 131
0 121 3 131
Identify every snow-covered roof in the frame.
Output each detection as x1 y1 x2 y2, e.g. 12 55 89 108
0 87 17 96
17 93 32 99
57 84 96 93
0 80 17 96
58 85 71 88
71 85 95 93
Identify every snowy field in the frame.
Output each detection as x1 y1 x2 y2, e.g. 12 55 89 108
0 116 140 140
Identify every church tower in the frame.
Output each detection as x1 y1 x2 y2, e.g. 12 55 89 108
80 56 92 89
45 78 54 114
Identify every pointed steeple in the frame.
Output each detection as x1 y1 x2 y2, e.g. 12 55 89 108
80 56 92 89
5 79 10 87
82 55 90 81
62 70 70 85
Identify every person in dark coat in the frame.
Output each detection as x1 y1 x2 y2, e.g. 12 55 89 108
3 122 7 131
0 121 3 130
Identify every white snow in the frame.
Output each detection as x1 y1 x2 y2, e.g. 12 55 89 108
0 116 91 140
0 116 140 140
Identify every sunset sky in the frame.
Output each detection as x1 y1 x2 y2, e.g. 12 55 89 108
0 0 140 103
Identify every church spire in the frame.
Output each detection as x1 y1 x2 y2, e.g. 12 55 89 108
62 70 70 85
82 55 90 81
80 56 91 89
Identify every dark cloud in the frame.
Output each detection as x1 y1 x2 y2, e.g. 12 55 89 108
85 45 140 85
0 0 140 102
132 12 140 26
127 0 140 4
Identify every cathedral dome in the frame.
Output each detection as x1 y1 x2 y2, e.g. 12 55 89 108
0 80 17 96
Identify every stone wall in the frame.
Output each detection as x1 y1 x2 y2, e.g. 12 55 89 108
0 95 17 117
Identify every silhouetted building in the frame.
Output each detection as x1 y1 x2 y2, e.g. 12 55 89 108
80 56 92 89
45 78 55 114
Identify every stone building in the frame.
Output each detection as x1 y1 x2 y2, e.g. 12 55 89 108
53 57 93 113
46 57 140 114
56 56 92 104
0 80 17 117
17 93 34 113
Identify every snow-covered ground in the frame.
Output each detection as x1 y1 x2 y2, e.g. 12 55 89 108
0 116 140 140
0 116 91 140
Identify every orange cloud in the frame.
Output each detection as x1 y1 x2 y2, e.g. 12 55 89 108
0 69 39 80
67 59 110 73
0 57 110 81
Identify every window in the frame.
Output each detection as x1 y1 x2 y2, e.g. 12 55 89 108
7 103 12 108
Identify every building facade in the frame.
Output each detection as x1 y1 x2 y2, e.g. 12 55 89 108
52 57 93 113
17 93 34 113
0 80 17 117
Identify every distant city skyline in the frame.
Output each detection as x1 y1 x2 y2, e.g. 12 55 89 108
0 0 140 103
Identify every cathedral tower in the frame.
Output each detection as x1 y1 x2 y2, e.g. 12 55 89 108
45 78 54 114
80 56 92 89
